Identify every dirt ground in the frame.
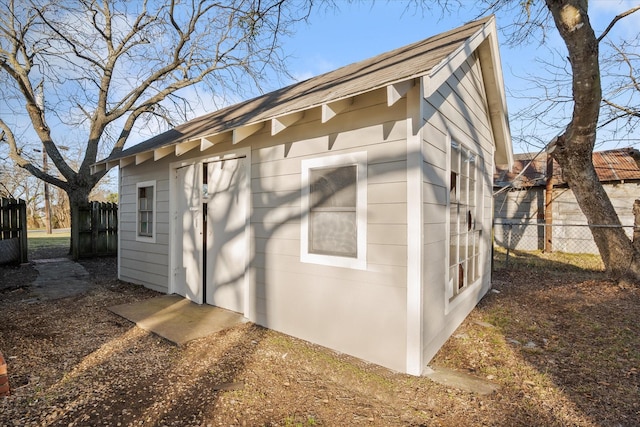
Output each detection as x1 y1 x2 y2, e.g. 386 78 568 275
1 254 639 426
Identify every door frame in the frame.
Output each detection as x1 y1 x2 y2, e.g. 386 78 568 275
168 147 251 314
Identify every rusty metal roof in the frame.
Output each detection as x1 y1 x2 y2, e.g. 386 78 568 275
494 148 640 188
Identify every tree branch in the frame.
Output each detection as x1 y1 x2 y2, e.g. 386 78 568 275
597 5 640 43
602 98 640 118
0 125 69 190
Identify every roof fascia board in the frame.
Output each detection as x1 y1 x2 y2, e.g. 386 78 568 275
477 28 513 169
423 16 513 170
423 19 492 100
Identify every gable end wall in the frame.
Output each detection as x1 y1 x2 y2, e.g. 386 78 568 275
420 53 496 368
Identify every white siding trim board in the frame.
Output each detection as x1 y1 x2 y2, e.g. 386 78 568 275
406 81 424 375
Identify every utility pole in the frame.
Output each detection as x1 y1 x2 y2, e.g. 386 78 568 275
36 80 52 234
544 154 554 253
42 147 52 234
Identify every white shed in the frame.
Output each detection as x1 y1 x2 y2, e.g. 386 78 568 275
93 16 513 375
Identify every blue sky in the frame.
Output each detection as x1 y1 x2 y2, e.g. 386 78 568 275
274 1 640 154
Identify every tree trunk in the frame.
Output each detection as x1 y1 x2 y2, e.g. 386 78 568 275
554 144 639 279
632 200 640 253
67 187 91 259
547 0 640 282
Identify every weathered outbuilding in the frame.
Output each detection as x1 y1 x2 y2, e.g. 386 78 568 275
494 148 640 254
94 16 512 375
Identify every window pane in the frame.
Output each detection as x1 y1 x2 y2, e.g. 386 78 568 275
458 203 468 234
310 166 356 209
449 266 458 294
471 253 478 283
469 177 476 209
310 211 357 257
449 236 457 268
449 204 458 236
461 150 469 178
450 171 458 202
460 178 468 206
459 232 468 266
465 258 472 289
451 145 460 174
138 185 154 237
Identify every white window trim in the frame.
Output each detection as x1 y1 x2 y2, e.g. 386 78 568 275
136 180 157 243
301 152 367 270
445 136 484 314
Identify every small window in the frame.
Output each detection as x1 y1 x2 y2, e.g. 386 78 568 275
301 153 367 269
136 181 156 242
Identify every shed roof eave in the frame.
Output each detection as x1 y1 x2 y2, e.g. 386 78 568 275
92 16 498 171
92 75 424 169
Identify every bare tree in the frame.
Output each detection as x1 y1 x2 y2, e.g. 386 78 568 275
424 0 640 281
541 1 640 281
0 0 310 250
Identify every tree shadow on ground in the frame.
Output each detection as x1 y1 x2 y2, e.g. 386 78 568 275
476 266 640 426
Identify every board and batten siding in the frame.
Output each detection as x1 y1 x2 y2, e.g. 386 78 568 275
245 88 410 372
420 53 496 366
119 158 172 293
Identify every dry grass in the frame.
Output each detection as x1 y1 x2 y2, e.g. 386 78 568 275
0 253 638 426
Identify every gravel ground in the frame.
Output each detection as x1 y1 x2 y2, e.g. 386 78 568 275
0 256 638 426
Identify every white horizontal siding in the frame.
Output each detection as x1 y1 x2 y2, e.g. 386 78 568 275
117 86 411 372
252 267 407 372
246 88 409 372
118 158 171 292
420 54 496 366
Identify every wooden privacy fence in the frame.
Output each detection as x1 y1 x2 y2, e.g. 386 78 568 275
72 202 118 260
0 197 28 264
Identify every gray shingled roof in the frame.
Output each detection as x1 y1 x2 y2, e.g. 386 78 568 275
99 16 493 163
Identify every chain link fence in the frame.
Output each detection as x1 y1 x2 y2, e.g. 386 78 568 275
492 221 635 271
